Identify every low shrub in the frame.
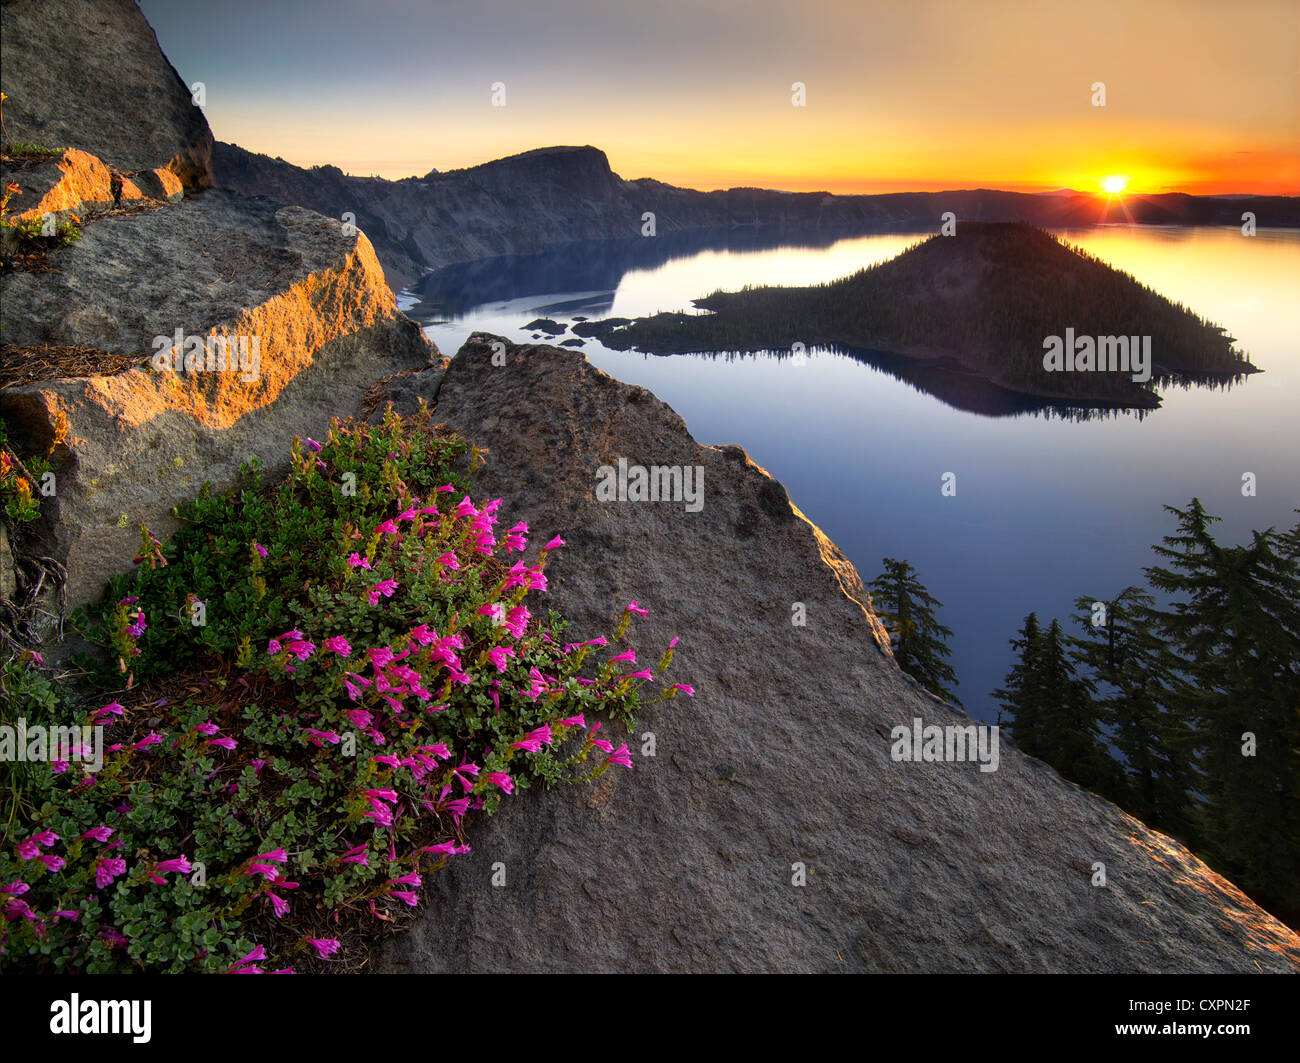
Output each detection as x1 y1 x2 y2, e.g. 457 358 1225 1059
1 405 690 971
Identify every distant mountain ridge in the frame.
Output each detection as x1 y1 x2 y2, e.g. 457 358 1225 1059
213 142 1300 289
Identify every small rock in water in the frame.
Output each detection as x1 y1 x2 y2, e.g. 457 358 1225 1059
523 317 565 335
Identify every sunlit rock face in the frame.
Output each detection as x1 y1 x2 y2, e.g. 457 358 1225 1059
1 192 435 614
0 0 435 621
0 0 214 191
373 335 1300 974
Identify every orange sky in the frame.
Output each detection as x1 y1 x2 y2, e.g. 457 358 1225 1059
145 0 1300 195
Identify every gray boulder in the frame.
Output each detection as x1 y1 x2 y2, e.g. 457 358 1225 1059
374 335 1300 973
1 190 435 615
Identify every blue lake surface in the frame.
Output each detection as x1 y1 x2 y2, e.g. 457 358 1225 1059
403 225 1299 723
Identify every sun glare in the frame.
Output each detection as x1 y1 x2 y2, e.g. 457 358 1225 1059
1101 174 1129 195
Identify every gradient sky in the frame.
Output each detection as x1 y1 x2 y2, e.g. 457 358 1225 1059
140 0 1300 194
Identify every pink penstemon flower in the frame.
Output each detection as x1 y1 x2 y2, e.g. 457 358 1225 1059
347 552 372 570
95 856 126 890
486 644 516 672
420 840 470 856
305 937 340 959
510 724 553 754
227 945 267 974
503 605 530 639
368 579 399 605
484 772 514 796
450 760 481 793
284 639 315 661
345 708 373 729
606 744 634 769
149 855 192 885
16 831 59 861
502 522 528 552
388 871 422 888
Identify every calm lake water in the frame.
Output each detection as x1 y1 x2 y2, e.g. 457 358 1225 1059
404 225 1300 723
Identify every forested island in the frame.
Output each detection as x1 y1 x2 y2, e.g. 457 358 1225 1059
581 222 1259 406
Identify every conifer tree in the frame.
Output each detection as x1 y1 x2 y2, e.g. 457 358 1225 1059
1144 500 1300 916
995 615 1114 793
994 612 1044 755
868 558 961 705
1068 588 1195 832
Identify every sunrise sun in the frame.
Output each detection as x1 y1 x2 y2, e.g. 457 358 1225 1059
1101 174 1129 195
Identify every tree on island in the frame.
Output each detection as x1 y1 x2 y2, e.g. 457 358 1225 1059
867 558 961 705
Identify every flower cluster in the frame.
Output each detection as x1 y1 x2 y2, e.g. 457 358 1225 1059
3 411 688 973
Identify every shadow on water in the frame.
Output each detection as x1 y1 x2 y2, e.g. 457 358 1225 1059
409 224 922 317
628 346 1254 421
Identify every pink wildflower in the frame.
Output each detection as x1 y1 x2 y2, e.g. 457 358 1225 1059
306 937 340 959
368 579 399 605
228 945 267 974
486 644 516 672
510 724 553 754
485 772 514 795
